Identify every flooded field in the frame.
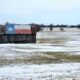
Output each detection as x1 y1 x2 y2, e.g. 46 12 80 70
0 31 80 80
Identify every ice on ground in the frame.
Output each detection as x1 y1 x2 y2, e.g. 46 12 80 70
0 43 80 54
65 41 80 46
0 63 80 80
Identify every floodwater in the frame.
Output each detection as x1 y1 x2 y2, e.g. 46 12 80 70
0 31 80 80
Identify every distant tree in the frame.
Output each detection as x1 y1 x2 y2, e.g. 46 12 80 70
76 24 80 28
60 24 67 27
48 24 54 31
55 24 59 27
69 25 76 28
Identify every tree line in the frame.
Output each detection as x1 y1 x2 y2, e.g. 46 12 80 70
30 24 80 32
35 24 80 28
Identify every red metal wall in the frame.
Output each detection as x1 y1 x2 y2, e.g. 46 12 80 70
14 24 32 34
15 29 32 34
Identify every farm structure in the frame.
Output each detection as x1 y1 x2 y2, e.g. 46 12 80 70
0 23 39 43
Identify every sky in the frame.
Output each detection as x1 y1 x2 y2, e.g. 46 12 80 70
0 0 80 25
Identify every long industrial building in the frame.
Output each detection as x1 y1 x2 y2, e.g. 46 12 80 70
0 23 39 43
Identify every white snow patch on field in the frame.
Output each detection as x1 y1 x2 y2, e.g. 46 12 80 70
0 43 80 54
0 63 80 80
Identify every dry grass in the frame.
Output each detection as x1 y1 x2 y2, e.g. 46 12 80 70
37 38 67 44
0 52 80 66
45 52 80 62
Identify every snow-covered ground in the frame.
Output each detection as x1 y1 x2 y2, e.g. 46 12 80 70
0 63 80 80
0 31 80 80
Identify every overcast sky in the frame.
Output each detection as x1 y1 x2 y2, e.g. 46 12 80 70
0 0 80 25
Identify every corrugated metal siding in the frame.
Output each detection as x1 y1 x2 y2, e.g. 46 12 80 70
31 26 37 34
6 24 15 34
0 34 36 43
0 25 5 34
